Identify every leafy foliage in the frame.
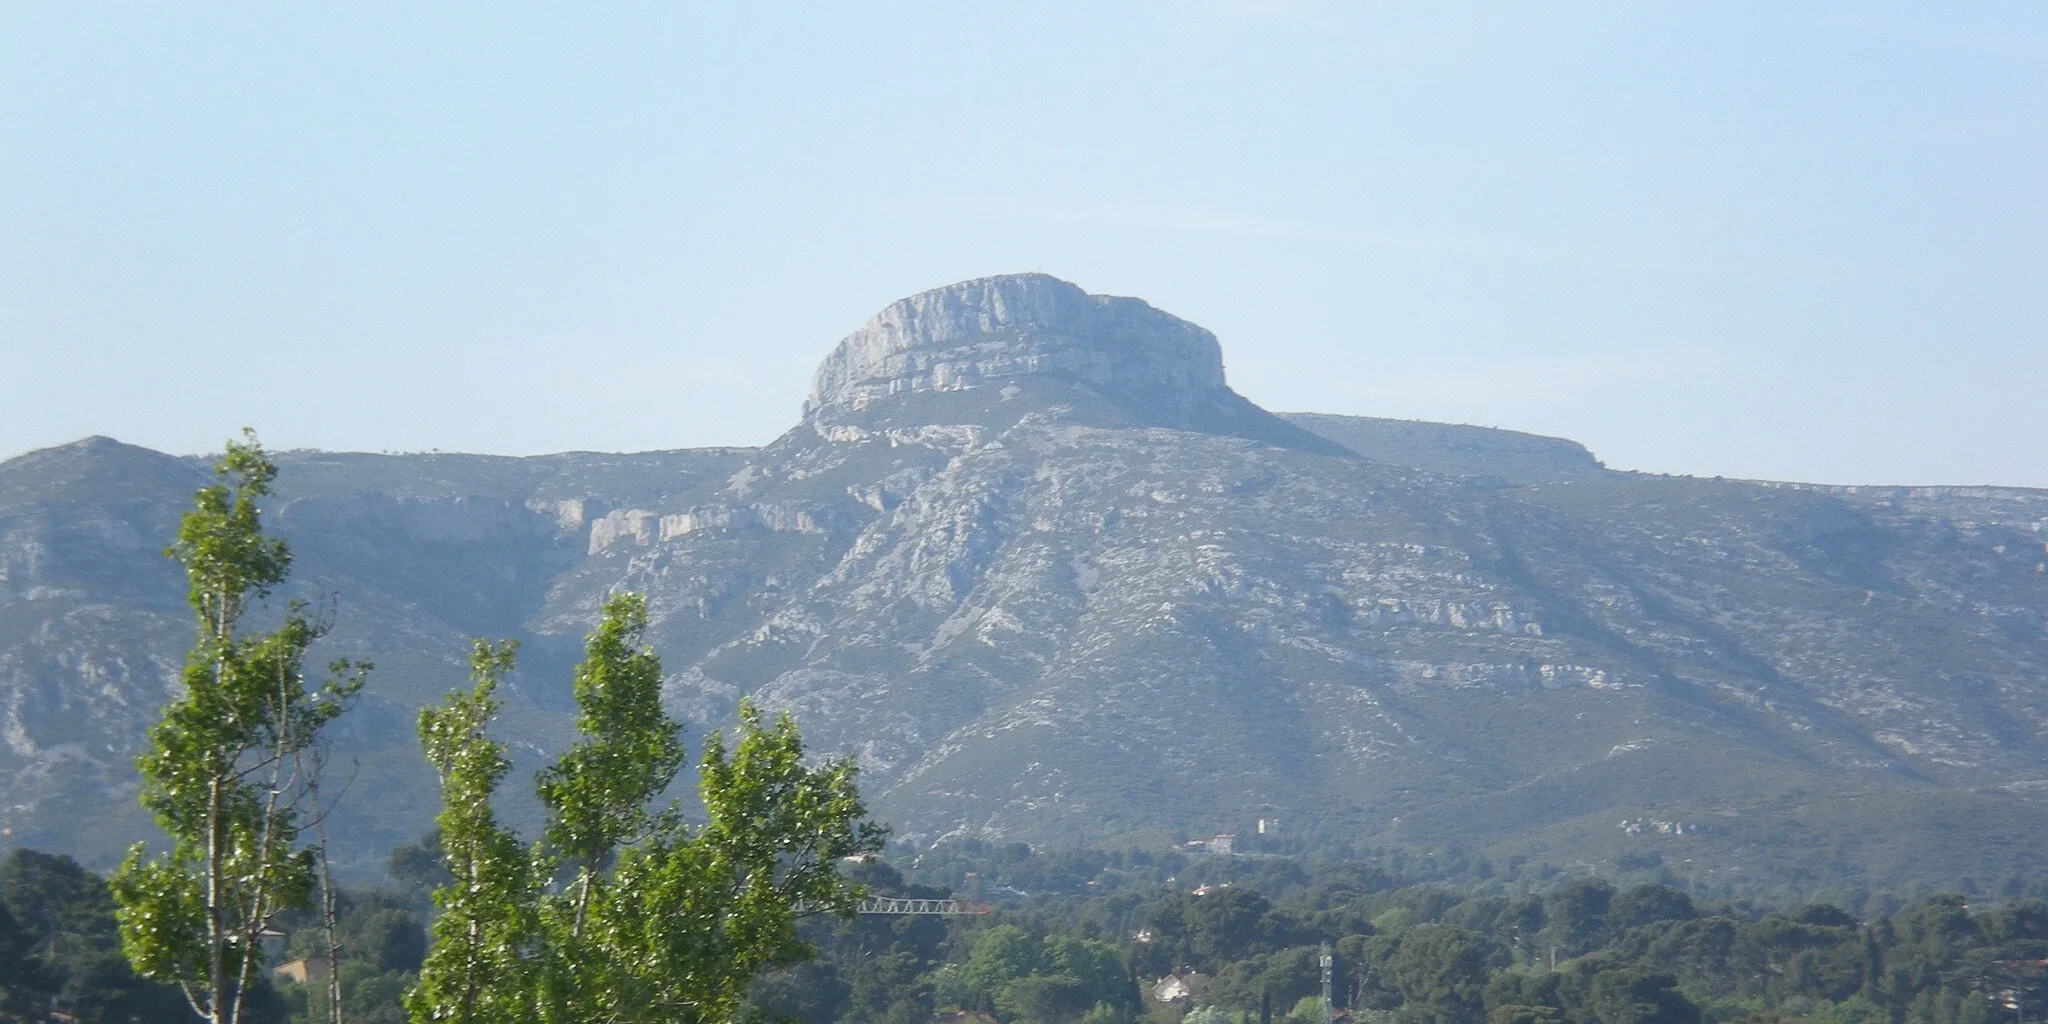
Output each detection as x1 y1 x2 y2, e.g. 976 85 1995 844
1 848 240 1023
735 845 2048 1024
408 639 535 1024
264 884 429 1024
409 593 887 1024
26 834 2048 1024
106 432 365 1024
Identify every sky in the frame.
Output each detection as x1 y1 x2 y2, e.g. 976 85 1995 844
2 3 2044 486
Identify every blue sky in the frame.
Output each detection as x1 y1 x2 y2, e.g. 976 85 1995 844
3 3 2044 485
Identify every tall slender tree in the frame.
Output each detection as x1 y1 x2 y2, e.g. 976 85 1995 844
109 430 366 1024
409 592 886 1024
410 638 535 1024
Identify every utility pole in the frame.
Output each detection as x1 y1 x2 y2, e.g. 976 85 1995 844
1320 942 1335 1024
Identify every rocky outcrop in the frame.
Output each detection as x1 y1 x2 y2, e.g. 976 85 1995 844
585 501 855 555
805 274 1228 425
802 274 1351 456
9 276 2048 893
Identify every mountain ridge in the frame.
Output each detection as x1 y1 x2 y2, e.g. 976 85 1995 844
4 274 2046 892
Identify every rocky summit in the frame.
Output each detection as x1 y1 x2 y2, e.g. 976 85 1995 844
808 274 1226 420
803 274 1347 455
5 274 2048 890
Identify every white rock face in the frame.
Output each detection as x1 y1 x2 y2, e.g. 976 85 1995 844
16 285 2048 885
804 274 1228 422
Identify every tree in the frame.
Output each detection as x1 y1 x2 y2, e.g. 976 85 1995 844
1586 967 1699 1024
534 595 683 1022
1384 925 1489 1024
965 926 1046 1007
2 848 190 1022
384 830 455 914
108 430 366 1024
1547 878 1617 957
1182 886 1280 965
0 896 52 1019
1607 886 1696 936
409 592 887 1024
1044 935 1132 1010
409 639 536 1024
997 974 1092 1024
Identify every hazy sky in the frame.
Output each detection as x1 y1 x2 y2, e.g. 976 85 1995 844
4 4 2044 486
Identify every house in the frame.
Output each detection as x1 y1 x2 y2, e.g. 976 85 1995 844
272 956 333 987
1151 972 1211 1005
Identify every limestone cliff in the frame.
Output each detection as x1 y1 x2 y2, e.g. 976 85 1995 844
802 274 1346 454
6 276 2048 893
805 274 1225 418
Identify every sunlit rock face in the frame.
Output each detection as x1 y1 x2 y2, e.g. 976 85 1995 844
800 273 1345 455
10 274 2048 895
804 274 1230 427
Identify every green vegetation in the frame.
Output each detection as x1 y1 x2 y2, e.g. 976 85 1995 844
7 436 881 1023
407 593 887 1024
11 837 2048 1024
270 881 430 1024
742 845 2048 1024
108 431 367 1024
0 848 189 1021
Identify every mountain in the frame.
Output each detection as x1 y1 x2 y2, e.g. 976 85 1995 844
5 274 2047 891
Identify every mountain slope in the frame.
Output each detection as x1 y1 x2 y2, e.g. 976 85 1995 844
3 274 2045 891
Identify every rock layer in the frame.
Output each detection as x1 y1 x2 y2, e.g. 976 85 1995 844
805 274 1229 426
6 276 2048 892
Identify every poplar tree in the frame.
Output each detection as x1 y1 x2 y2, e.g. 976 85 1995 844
409 593 886 1024
110 430 366 1024
411 639 536 1024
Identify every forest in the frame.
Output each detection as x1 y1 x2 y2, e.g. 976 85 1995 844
7 836 2048 1024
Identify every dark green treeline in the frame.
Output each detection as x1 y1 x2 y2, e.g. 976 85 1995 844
6 841 2048 1024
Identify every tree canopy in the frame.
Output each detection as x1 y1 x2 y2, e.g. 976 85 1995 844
108 431 365 1024
409 593 886 1024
